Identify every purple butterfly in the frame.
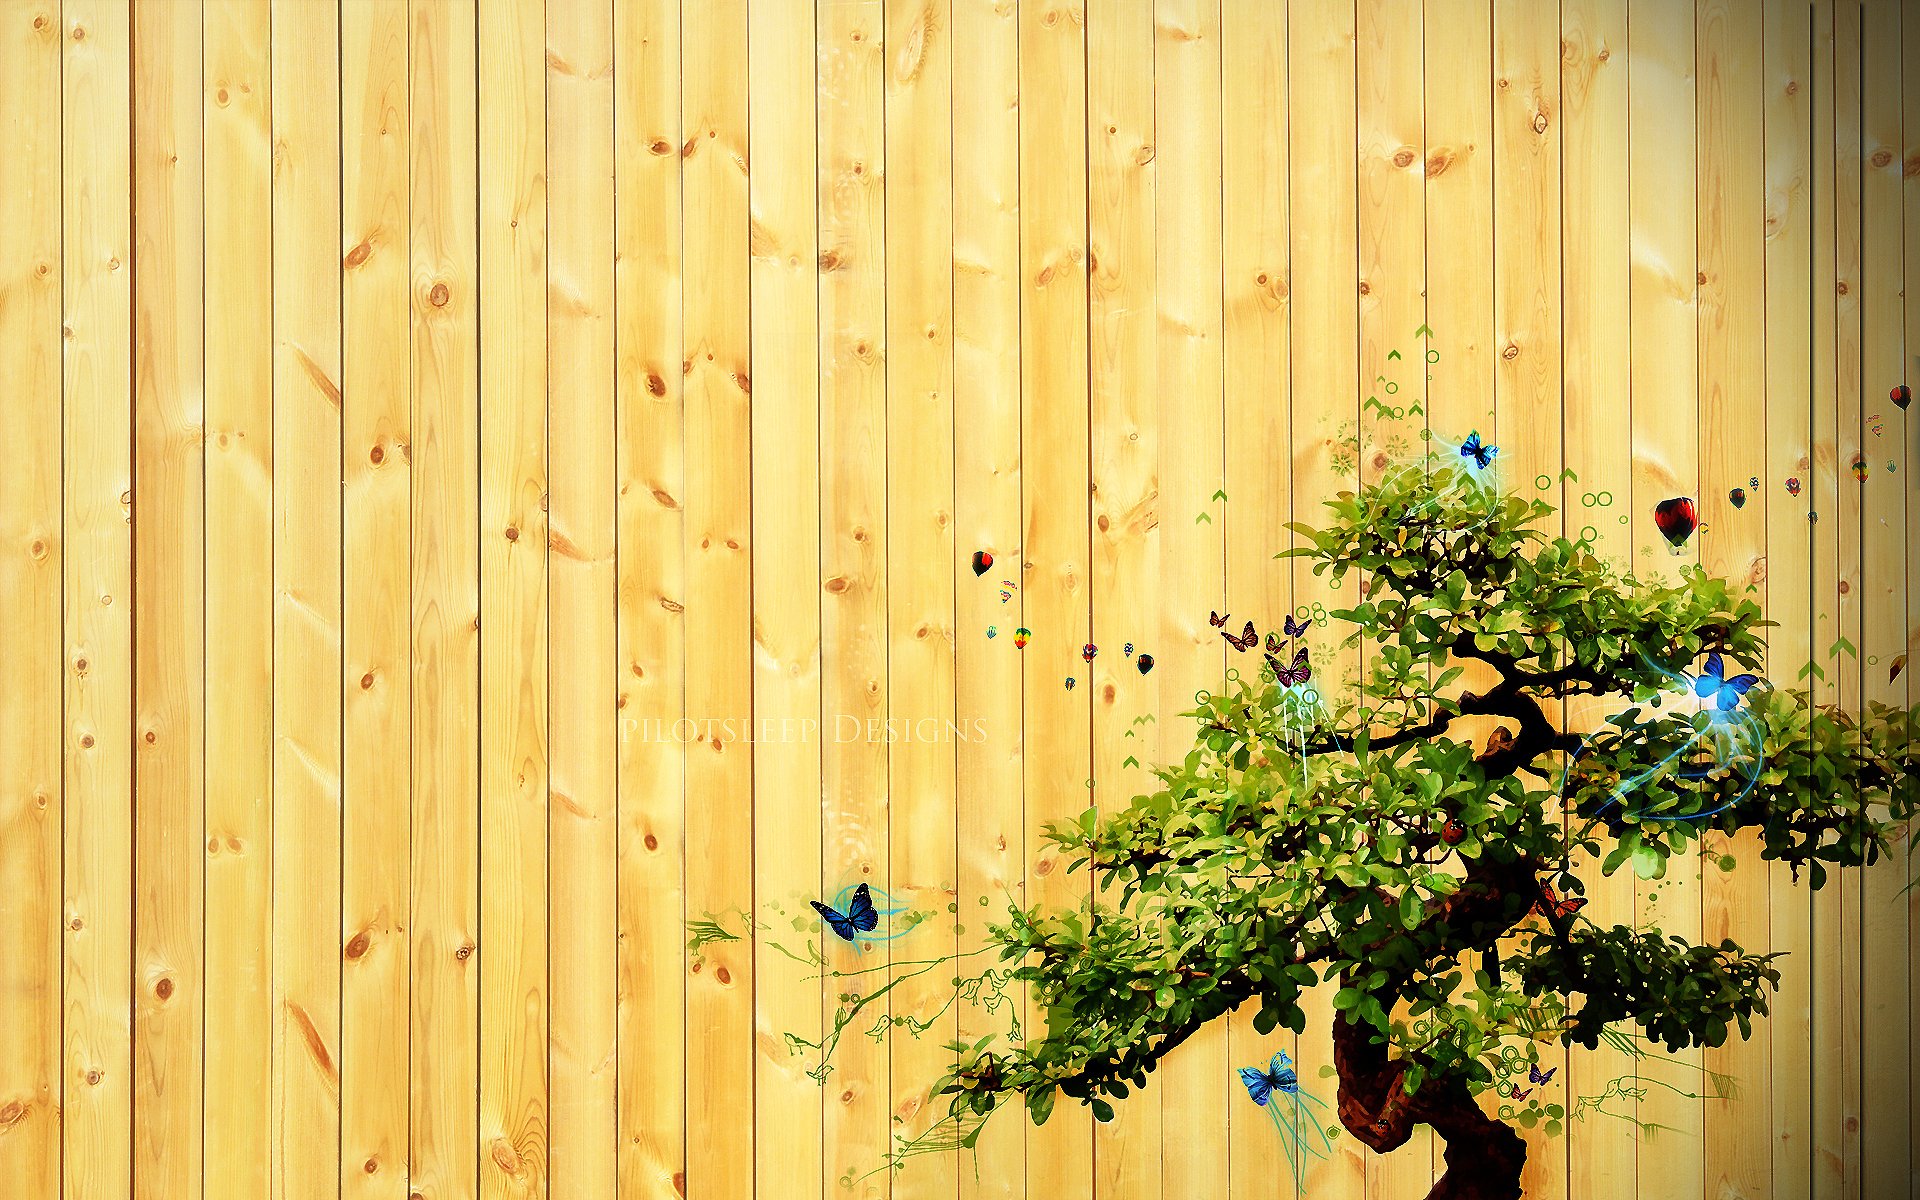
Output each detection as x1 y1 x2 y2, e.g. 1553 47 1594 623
1268 647 1311 688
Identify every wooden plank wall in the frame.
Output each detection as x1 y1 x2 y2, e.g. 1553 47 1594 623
0 2 1912 1199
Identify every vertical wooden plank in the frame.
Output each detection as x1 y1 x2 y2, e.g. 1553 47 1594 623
1903 2 1920 1189
1560 1 1636 1196
1807 5 1846 1198
813 2 889 1195
203 0 274 1193
1762 1 1816 1196
1697 3 1774 1199
884 4 959 1200
62 5 134 1196
477 0 549 1193
1086 3 1160 1195
952 1 1025 1194
1018 0 1095 1194
409 0 482 1193
131 2 205 1193
1424 0 1494 440
613 0 686 1192
1828 3 1864 1193
546 0 617 1195
268 0 344 1193
817 2 890 1195
1287 2 1364 1194
0 2 65 1192
1150 5 1229 1199
1856 3 1909 1197
1358 1 1429 1188
747 0 823 1196
341 1 413 1194
681 1 754 1195
1222 4 1293 1197
1491 1 1566 1196
1628 6 1704 1200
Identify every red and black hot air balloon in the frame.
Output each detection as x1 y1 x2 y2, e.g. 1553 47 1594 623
1891 383 1911 410
1653 497 1698 550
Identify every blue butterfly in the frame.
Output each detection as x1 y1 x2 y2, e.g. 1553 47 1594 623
1236 1050 1335 1188
1693 652 1759 712
810 883 879 942
1460 431 1498 470
1238 1050 1300 1106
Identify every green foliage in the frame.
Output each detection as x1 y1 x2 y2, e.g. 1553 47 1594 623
938 461 1919 1134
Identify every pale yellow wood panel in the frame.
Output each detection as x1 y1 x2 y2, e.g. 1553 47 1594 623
0 3 65 1193
746 0 823 1195
681 3 754 1197
612 2 687 1196
1857 3 1910 1197
1222 4 1294 1196
1423 0 1494 440
1762 4 1817 1200
952 1 1026 1194
1628 5 1704 1200
1696 4 1775 1200
1017 1 1096 1194
269 1 345 1196
883 5 960 1200
545 0 618 1195
1904 0 1920 1185
1560 1 1638 1196
477 0 550 1195
409 1 483 1194
341 2 414 1195
817 3 890 1196
1491 1 1567 1195
1086 3 1160 1193
1288 2 1364 1195
202 1 274 1193
1150 5 1230 1199
1827 3 1865 1194
1806 6 1845 1198
62 7 135 1197
130 4 205 1193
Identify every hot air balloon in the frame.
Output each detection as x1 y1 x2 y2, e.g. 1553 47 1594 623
1653 497 1697 550
1891 383 1911 410
971 550 993 576
1728 487 1746 509
1014 627 1030 649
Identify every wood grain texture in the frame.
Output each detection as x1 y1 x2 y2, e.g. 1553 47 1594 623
883 4 959 1199
203 0 274 1193
1087 4 1158 1195
747 2 823 1197
3 4 1918 1198
340 2 414 1195
62 6 136 1196
612 1 687 1195
130 3 205 1193
269 0 344 1195
951 2 1025 1195
546 4 618 1191
409 2 482 1195
477 0 549 1194
0 3 64 1194
681 4 754 1198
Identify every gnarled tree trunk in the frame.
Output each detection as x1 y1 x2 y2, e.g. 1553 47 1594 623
1332 1011 1526 1200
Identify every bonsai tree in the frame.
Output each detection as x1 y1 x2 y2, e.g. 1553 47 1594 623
938 462 1918 1200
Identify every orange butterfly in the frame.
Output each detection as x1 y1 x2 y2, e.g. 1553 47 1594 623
1531 881 1587 921
1222 620 1258 652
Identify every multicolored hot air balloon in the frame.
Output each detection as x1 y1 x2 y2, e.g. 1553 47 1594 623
1851 454 1869 482
1082 643 1097 663
1891 383 1911 410
1785 477 1802 497
1653 497 1698 550
1014 627 1030 649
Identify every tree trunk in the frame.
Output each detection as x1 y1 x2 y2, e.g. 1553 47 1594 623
1332 1012 1526 1200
